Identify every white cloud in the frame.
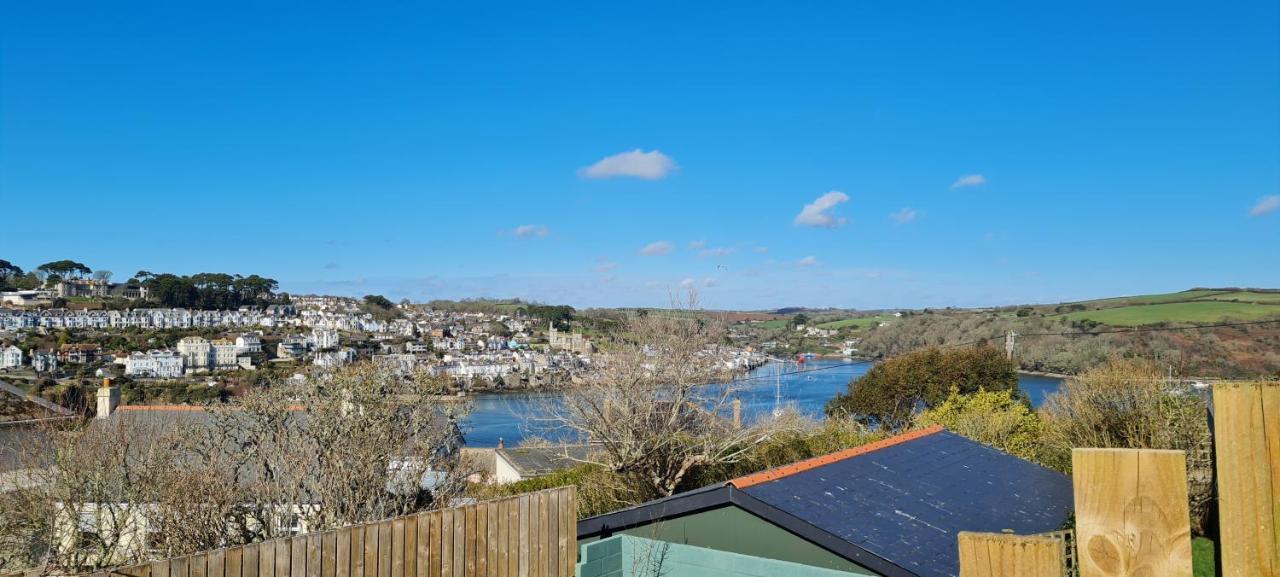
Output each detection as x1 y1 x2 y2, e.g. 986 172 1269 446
951 174 987 189
512 224 550 238
702 278 719 287
579 149 678 180
639 241 674 256
753 246 769 254
688 240 707 250
890 208 918 224
1250 195 1280 217
595 260 618 273
698 247 735 258
798 256 819 267
794 191 850 228
679 278 697 288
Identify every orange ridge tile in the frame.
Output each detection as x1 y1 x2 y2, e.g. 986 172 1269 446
729 424 945 489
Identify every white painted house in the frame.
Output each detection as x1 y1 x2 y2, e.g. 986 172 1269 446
0 345 23 369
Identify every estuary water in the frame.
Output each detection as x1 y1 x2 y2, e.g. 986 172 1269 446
458 359 1064 447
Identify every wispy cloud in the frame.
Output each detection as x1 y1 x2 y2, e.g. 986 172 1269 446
679 278 697 288
890 208 918 224
595 260 619 273
322 262 340 270
639 241 674 256
512 224 550 238
798 256 819 267
794 191 850 228
688 240 707 250
579 149 678 180
753 246 769 254
1250 195 1280 217
951 174 987 189
698 247 735 259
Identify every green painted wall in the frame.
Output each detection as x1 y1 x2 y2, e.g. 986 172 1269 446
579 505 878 576
577 535 871 577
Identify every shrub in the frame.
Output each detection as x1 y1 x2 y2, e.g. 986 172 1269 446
915 387 1046 464
1039 357 1213 533
825 346 1018 430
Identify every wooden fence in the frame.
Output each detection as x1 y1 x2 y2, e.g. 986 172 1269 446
93 487 576 577
1073 448 1192 577
1213 382 1279 576
959 381 1279 577
957 532 1064 577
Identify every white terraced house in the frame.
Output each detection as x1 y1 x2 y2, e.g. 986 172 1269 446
0 345 23 369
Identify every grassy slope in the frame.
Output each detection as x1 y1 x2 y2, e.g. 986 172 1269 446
817 316 887 329
1057 289 1280 326
1060 301 1280 326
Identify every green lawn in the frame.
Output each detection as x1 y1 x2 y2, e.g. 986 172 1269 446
754 319 789 330
1059 301 1280 326
1193 537 1215 576
816 316 885 329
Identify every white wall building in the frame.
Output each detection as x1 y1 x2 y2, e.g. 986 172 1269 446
0 345 22 369
309 329 340 351
125 350 184 379
235 333 262 354
176 336 212 370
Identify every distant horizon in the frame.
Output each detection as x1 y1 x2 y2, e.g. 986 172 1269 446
2 2 1277 310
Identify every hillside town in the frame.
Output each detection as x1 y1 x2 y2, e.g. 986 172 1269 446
0 286 610 393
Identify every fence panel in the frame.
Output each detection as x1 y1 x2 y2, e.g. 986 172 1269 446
957 532 1064 577
1072 448 1192 577
1214 382 1280 577
58 488 576 577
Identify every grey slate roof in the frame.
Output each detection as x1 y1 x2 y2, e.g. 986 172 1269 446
578 428 1074 577
740 430 1074 577
497 445 592 477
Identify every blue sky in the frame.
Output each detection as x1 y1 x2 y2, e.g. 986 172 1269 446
2 1 1277 310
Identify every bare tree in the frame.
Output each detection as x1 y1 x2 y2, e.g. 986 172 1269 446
2 416 220 571
0 362 471 574
547 291 782 497
209 363 469 540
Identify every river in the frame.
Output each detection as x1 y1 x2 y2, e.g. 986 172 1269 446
457 359 1064 447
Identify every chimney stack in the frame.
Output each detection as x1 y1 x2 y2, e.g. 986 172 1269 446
96 378 120 419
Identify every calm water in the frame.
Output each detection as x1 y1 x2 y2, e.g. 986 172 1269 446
458 359 1064 447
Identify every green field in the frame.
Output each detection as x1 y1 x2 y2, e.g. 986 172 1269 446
817 316 887 329
1060 301 1280 326
753 319 790 330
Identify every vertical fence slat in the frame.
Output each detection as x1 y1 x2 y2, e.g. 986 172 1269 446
958 532 1064 577
1213 382 1280 577
540 492 551 577
363 523 379 577
227 547 243 577
243 543 259 577
377 521 392 577
209 549 226 577
336 528 352 577
452 507 465 577
416 513 430 577
150 558 171 577
392 519 405 577
307 533 322 577
547 491 558 577
191 553 208 577
403 516 417 577
1073 448 1192 577
291 535 308 577
517 494 530 577
429 511 443 577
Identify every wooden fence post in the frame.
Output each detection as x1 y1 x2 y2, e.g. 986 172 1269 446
957 532 1064 577
1072 448 1192 577
1213 382 1279 577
